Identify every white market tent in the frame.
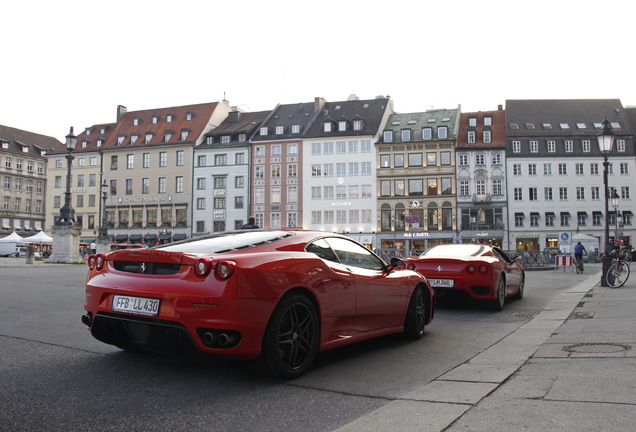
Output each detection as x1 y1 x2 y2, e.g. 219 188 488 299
22 231 53 243
0 232 24 256
572 233 600 260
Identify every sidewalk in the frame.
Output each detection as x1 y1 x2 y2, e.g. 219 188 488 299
337 264 636 431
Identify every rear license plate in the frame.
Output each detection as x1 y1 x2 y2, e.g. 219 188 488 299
112 295 160 317
428 278 454 288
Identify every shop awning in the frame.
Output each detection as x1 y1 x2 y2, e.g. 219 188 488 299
530 212 540 217
158 233 172 240
545 212 555 216
143 233 157 240
115 234 128 242
560 212 570 216
577 211 588 216
172 234 187 241
514 212 525 217
592 211 603 216
128 234 142 242
622 210 633 216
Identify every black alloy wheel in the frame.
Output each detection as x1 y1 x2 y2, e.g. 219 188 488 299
404 286 427 339
259 294 319 379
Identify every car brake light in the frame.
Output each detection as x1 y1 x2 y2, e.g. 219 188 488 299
95 254 105 270
478 265 489 274
215 261 236 280
194 258 212 277
87 255 95 269
467 265 476 274
407 263 416 271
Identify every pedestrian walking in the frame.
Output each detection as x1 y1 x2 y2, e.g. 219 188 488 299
90 241 97 254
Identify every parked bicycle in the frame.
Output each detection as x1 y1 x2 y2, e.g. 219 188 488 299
606 246 631 288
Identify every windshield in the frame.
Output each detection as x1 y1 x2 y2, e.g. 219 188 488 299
422 244 486 258
158 230 292 254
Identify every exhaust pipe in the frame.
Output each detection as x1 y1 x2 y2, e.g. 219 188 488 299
81 313 92 327
218 333 237 347
203 332 215 346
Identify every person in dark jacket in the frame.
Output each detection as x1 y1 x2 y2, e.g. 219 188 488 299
241 216 259 229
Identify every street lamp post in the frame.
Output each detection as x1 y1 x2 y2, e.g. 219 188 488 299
99 180 108 238
597 117 615 286
57 127 77 225
611 191 620 242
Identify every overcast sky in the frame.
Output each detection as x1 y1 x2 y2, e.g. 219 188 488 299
3 0 635 141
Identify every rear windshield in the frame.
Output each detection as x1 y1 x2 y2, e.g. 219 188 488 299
158 230 292 254
422 244 486 258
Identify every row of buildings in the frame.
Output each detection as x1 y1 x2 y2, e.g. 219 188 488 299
1 96 634 253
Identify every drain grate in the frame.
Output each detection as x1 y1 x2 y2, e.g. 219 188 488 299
563 342 632 354
512 312 535 318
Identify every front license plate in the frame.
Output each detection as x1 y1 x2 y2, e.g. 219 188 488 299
112 295 160 317
428 278 454 288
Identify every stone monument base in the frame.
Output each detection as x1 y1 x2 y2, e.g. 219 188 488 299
48 224 83 263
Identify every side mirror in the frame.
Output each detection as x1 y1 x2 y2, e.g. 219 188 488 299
389 257 403 269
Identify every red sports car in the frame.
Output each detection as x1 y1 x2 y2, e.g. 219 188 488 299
398 244 524 310
82 230 435 379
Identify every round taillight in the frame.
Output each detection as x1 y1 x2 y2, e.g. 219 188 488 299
407 263 416 271
88 255 96 269
95 254 106 270
194 258 212 277
478 265 489 274
467 265 476 274
215 261 236 280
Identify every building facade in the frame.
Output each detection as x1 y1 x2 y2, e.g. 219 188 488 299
0 125 60 236
303 96 393 248
193 108 270 234
456 107 508 248
505 99 635 252
376 107 460 253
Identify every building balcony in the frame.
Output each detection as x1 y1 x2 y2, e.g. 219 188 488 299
473 193 491 203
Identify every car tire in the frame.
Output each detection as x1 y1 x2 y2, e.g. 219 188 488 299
258 293 319 379
491 275 506 311
513 273 525 300
404 286 427 339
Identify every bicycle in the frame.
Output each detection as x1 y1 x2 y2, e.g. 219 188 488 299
605 247 631 288
574 255 585 274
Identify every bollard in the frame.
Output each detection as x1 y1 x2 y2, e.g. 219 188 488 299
25 243 35 265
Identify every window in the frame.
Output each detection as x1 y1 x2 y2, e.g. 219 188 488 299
259 127 268 136
336 163 346 176
483 130 491 143
348 141 358 153
467 131 476 144
492 179 502 195
582 140 591 152
408 179 423 196
512 141 520 153
235 176 244 188
126 154 134 169
197 155 206 167
621 186 631 199
271 165 281 178
458 154 468 165
275 126 284 135
591 186 600 200
383 131 393 142
394 179 405 196
422 128 432 140
475 154 485 165
440 152 451 165
197 198 205 210
558 163 567 175
336 141 346 153
143 153 150 168
336 186 346 199
514 188 523 201
531 214 540 227
590 163 599 175
484 116 492 126
559 187 568 200
576 163 584 175
159 152 167 167
110 155 118 170
565 140 573 152
353 120 363 130
125 179 133 195
561 213 570 226
576 187 585 200
546 214 555 227
401 129 411 141
288 143 298 154
235 196 244 209
426 153 437 166
312 142 321 155
215 154 227 166
528 164 536 175
311 164 322 177
544 187 553 200
236 153 245 165
529 187 538 201
323 122 332 132
469 117 477 127
288 164 298 177
175 176 184 193
254 146 265 157
437 126 448 139
339 121 347 132
394 154 404 168
272 145 281 156
291 125 300 134
544 163 552 175
617 139 626 152
530 141 538 152
408 153 423 167
547 140 556 152
142 178 150 194
176 150 184 166
459 180 469 196
513 164 522 175
158 177 166 194
287 186 298 203
214 197 226 209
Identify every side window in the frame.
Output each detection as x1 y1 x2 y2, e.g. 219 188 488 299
492 247 512 263
325 237 385 271
306 239 339 262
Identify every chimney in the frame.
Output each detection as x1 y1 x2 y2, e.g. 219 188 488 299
314 97 326 112
228 106 240 124
117 105 128 122
498 104 503 111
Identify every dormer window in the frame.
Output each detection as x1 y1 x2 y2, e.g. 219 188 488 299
133 118 140 126
131 134 139 144
100 127 106 134
21 146 28 153
164 131 173 142
96 140 103 147
401 129 411 141
180 130 189 141
238 133 246 142
186 112 193 121
469 118 477 127
275 126 284 135
152 116 159 124
167 114 173 123
145 133 153 144
422 128 432 140
206 136 213 145
323 121 332 132
338 121 347 132
82 139 89 148
85 128 91 135
221 135 231 144
467 131 476 144
291 125 300 134
353 119 363 131
383 130 393 142
260 127 268 136
117 136 125 145
438 126 448 139
483 116 492 126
